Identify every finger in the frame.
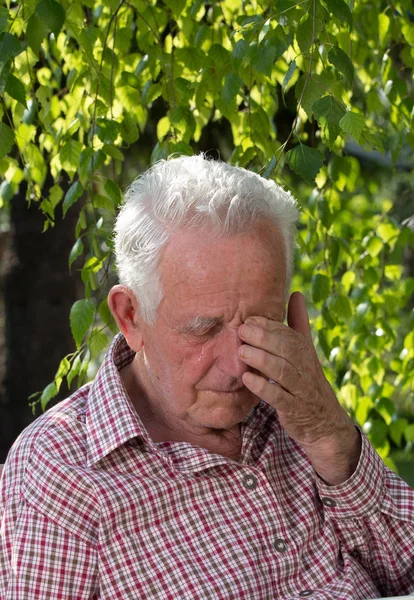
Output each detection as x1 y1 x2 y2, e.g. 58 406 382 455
239 322 299 370
242 371 293 408
239 345 299 395
287 292 311 338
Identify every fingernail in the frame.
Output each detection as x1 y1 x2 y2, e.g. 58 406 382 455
240 345 253 358
240 324 253 338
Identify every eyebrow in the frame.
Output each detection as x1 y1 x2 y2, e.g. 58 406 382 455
181 316 223 335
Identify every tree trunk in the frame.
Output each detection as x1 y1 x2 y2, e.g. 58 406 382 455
0 176 81 462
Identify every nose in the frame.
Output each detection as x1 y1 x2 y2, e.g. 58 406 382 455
215 326 250 379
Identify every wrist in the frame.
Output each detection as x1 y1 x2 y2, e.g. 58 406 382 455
304 423 362 486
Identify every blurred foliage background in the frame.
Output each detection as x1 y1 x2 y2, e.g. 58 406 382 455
0 0 413 484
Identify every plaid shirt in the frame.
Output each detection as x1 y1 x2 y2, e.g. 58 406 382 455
1 334 414 600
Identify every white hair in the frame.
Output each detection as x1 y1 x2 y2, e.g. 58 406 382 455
114 154 300 324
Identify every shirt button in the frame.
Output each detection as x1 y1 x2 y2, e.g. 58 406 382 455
299 590 314 597
350 549 361 560
242 473 258 490
321 497 337 508
273 538 288 553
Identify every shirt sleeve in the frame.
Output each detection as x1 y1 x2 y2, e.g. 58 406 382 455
314 429 414 597
1 497 99 599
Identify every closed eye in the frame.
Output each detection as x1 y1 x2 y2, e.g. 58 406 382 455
181 316 223 337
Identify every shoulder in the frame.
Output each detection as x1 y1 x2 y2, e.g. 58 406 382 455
1 385 100 544
3 385 90 486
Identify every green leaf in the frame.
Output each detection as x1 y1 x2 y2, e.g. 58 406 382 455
93 194 115 211
35 0 65 36
5 74 27 107
222 73 243 104
312 95 346 146
0 7 9 34
98 298 118 334
251 41 277 76
163 0 186 17
70 299 95 348
0 123 14 159
67 354 82 388
328 46 354 86
0 33 25 76
89 330 109 359
102 144 124 161
296 15 313 53
404 424 414 443
282 59 296 99
323 0 352 28
312 273 331 303
378 13 391 47
68 237 84 269
55 356 70 392
328 294 353 320
232 39 248 69
40 382 58 411
60 139 82 172
295 73 330 120
262 155 276 179
104 180 122 206
285 145 324 184
63 181 83 217
26 12 49 56
339 111 365 143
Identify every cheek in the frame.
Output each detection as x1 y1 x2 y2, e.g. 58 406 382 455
187 342 216 379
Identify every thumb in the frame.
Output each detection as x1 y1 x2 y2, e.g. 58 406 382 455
287 292 312 337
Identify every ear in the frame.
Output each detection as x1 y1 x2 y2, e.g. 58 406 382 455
108 285 144 352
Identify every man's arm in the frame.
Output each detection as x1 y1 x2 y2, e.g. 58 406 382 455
314 430 414 597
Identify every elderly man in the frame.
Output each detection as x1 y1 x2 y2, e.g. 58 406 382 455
1 155 413 599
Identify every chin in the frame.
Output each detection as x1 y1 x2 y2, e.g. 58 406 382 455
195 389 260 428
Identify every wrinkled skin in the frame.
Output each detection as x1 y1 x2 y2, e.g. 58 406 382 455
238 292 361 485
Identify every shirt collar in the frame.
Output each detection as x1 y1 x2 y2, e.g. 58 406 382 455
85 333 151 466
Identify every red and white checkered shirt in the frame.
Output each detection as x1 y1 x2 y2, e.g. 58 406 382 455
1 333 414 599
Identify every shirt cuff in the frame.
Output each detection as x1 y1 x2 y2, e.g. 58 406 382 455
314 427 385 519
